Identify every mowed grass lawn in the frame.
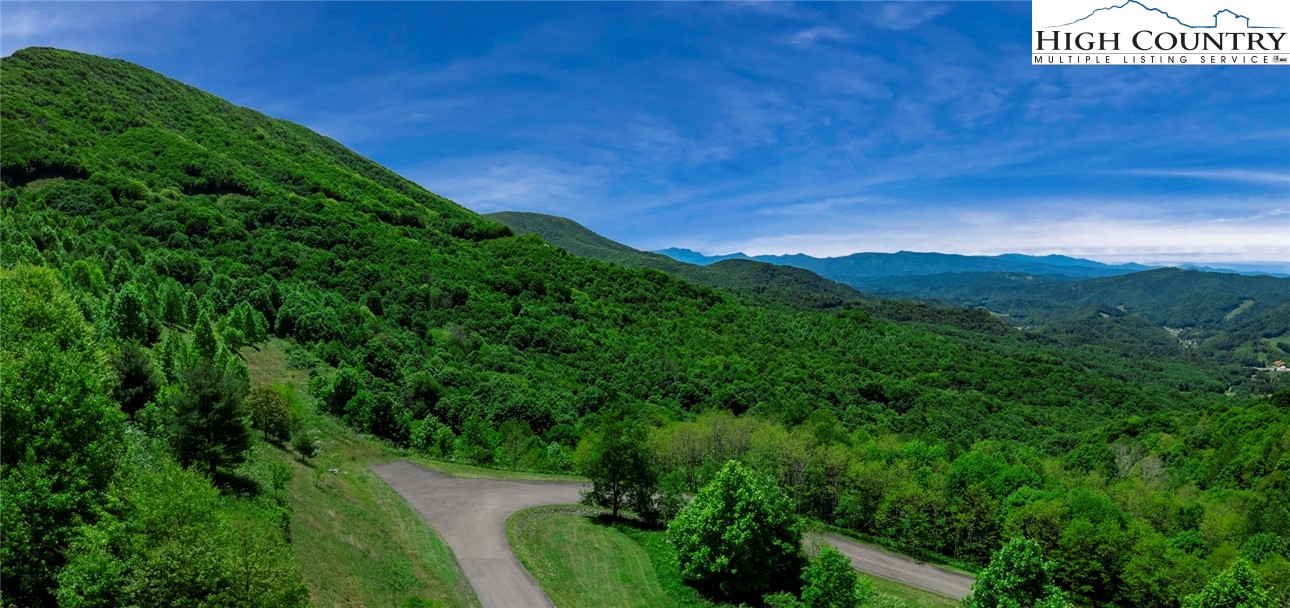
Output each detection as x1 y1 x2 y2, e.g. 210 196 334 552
509 506 677 608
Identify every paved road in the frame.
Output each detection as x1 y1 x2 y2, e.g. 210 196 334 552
812 533 974 599
373 461 583 608
374 460 974 607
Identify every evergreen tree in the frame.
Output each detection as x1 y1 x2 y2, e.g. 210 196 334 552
170 359 252 477
183 291 200 328
111 342 162 416
159 279 186 325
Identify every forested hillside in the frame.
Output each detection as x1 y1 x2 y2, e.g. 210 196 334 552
862 268 1290 369
3 48 1288 608
490 210 866 308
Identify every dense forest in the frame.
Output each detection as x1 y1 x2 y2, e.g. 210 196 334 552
657 242 1290 373
3 47 1288 607
490 210 868 309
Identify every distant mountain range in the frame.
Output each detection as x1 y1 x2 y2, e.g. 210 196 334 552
656 248 1154 280
492 212 1290 366
657 248 1288 280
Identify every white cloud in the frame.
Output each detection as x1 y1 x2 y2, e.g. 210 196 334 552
1118 169 1290 186
672 198 1290 269
0 3 167 56
784 26 850 47
403 154 613 216
867 3 952 31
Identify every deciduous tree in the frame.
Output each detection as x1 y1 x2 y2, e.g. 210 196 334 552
669 460 804 599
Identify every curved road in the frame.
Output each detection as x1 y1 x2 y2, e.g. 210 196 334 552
374 460 973 607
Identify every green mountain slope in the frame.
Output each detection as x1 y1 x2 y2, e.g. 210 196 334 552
862 268 1290 366
4 48 1287 607
489 210 865 308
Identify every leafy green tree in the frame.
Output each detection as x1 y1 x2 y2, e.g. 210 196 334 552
801 545 874 608
111 282 149 342
669 460 805 599
458 414 500 464
403 370 443 420
411 415 457 458
157 329 192 382
110 341 162 416
170 359 252 476
1183 560 1274 608
64 258 108 296
57 456 309 608
222 323 247 352
0 266 126 606
963 538 1070 608
108 255 133 287
193 308 219 360
320 365 362 416
158 278 187 325
580 411 658 520
246 384 293 444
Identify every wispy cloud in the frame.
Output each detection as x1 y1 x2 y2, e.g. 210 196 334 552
865 3 952 31
725 1 819 21
783 25 850 47
0 2 170 56
404 154 612 215
678 198 1290 269
1118 169 1290 186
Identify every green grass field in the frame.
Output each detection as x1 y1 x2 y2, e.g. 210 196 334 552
508 505 677 608
509 505 963 608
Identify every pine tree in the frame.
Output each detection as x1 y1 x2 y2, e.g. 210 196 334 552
169 359 252 477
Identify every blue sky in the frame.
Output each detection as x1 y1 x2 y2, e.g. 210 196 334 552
3 1 1288 270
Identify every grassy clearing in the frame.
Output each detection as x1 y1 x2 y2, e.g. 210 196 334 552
511 506 952 608
244 341 479 608
1224 299 1256 321
869 576 960 608
509 505 677 608
614 521 731 608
